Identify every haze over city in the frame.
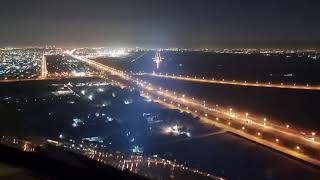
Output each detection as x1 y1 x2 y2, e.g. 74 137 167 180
1 0 320 48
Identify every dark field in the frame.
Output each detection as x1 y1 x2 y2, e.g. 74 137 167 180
94 51 320 84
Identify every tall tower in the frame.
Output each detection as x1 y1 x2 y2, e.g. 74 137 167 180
152 51 163 69
41 54 48 79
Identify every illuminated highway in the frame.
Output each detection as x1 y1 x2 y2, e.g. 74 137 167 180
0 75 94 83
0 77 57 82
33 51 320 167
138 72 320 91
136 80 320 167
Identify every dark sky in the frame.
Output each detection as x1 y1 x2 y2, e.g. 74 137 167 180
1 0 320 48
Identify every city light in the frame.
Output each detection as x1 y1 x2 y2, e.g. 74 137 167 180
58 49 320 168
2 1 320 178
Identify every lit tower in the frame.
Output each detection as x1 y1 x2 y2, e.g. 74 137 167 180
41 54 48 79
152 51 163 69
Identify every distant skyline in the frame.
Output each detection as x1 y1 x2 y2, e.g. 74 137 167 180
1 0 320 49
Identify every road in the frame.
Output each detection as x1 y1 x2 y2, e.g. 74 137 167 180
48 51 320 167
0 77 59 83
0 75 94 83
138 72 320 91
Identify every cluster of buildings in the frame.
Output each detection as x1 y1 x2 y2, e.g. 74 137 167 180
0 48 42 79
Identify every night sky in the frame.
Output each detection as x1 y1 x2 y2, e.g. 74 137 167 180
1 0 320 48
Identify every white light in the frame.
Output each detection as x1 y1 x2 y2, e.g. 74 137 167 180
153 51 163 69
257 132 261 136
